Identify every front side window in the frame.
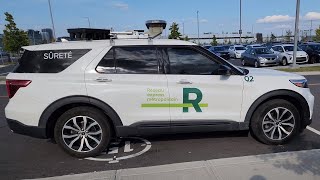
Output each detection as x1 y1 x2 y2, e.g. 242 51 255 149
167 47 220 75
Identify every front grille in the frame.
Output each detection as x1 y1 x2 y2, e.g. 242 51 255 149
296 57 307 62
266 58 275 61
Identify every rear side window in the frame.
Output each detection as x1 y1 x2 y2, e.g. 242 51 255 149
14 49 90 73
96 47 159 74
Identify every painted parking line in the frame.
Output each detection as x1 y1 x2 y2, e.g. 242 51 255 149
309 83 320 86
307 126 320 136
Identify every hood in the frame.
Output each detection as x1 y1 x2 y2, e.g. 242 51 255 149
246 68 305 78
235 50 246 53
258 54 277 59
215 50 229 54
285 51 308 56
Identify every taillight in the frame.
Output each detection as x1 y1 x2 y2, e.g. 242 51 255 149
6 80 32 98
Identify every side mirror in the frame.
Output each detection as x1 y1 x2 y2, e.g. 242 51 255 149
218 65 232 76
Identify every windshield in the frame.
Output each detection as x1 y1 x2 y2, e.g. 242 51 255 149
213 47 225 51
283 46 302 51
235 47 246 50
255 48 274 54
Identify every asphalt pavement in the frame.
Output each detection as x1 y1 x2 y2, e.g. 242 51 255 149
0 63 319 179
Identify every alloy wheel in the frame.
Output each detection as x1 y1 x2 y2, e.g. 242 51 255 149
262 107 295 140
62 116 103 152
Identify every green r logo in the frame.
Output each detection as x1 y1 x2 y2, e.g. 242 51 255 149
183 88 204 113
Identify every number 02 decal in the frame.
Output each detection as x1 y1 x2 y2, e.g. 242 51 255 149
244 76 254 82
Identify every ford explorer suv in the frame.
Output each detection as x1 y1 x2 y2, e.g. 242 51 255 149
5 39 314 157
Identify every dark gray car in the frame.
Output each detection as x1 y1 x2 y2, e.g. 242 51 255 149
241 47 279 68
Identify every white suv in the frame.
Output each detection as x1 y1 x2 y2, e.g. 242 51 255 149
272 44 309 66
5 39 314 157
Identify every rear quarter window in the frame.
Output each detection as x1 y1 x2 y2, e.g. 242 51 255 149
14 49 91 73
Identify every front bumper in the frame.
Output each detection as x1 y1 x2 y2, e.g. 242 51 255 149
6 119 47 139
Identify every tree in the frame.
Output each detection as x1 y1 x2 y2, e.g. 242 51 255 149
270 33 276 42
168 22 182 39
2 12 29 54
314 26 320 42
183 35 190 41
210 35 218 46
285 30 292 42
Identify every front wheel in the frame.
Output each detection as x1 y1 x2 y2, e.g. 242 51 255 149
282 58 288 66
250 99 300 145
54 107 111 158
254 61 259 68
241 59 246 66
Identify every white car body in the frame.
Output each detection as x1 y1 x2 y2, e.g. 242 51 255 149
228 45 246 59
4 39 314 157
272 44 309 64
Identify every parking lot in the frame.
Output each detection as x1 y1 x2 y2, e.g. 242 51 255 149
0 61 319 179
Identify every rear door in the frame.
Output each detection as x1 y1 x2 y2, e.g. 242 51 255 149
85 46 170 127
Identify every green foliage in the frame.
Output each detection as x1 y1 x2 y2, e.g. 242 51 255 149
168 22 182 39
183 35 190 41
270 33 276 42
2 12 29 53
314 26 320 42
285 30 292 42
210 35 218 46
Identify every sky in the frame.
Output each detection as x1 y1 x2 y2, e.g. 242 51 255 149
0 0 320 38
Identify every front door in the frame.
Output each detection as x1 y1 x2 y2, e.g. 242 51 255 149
163 46 244 125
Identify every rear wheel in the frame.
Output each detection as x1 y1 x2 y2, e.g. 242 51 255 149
250 99 300 145
54 107 111 158
310 56 316 64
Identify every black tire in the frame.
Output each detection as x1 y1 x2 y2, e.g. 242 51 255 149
281 57 288 66
254 61 259 68
241 59 246 66
250 99 300 145
310 56 316 64
54 106 111 158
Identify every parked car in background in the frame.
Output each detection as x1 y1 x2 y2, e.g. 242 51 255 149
228 45 246 59
209 46 230 59
0 50 11 63
272 44 309 66
241 47 279 68
203 45 212 50
246 44 262 49
299 43 320 64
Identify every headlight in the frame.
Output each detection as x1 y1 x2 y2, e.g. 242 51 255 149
289 79 308 88
236 51 240 54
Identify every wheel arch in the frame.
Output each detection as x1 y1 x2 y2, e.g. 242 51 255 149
38 95 123 138
244 89 310 130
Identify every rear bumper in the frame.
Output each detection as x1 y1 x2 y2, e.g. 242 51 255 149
6 119 47 139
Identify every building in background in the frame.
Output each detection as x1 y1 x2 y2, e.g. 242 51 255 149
41 28 54 42
27 29 43 45
67 28 110 40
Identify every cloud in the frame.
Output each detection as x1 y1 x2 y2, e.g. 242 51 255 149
257 15 294 23
112 2 129 10
266 24 292 30
304 12 320 20
200 19 208 23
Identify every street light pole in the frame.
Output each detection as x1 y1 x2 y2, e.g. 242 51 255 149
84 17 91 28
292 0 300 68
239 0 242 44
48 0 56 40
197 11 200 44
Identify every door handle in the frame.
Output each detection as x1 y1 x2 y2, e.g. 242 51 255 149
177 80 192 84
95 78 112 82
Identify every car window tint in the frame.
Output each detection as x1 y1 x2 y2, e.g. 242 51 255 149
167 47 220 75
14 49 90 73
96 48 116 73
115 47 159 74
